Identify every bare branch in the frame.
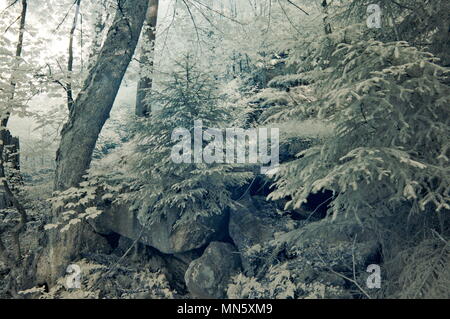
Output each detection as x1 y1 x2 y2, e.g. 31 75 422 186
286 0 309 16
3 14 20 34
181 0 200 44
55 0 78 31
0 0 19 15
188 0 245 25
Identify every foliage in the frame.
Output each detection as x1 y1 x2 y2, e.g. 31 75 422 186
269 37 450 221
2 0 450 300
46 178 115 233
228 269 346 299
114 55 253 226
31 258 175 299
393 235 450 299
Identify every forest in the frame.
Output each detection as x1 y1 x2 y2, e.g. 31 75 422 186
0 0 449 299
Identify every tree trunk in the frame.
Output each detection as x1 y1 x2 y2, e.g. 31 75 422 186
0 0 28 297
54 0 149 191
44 0 149 286
0 0 27 207
135 0 159 117
66 0 82 111
322 0 332 35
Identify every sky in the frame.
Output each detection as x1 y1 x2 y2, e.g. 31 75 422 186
1 0 303 159
1 0 139 143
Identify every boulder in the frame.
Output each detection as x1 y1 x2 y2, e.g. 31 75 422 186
228 195 297 274
91 204 228 254
229 201 274 251
111 235 202 294
185 242 241 299
277 217 381 266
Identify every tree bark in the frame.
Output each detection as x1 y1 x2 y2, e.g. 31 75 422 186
66 0 82 111
0 0 28 297
0 0 27 205
321 0 332 35
135 0 159 117
54 0 149 191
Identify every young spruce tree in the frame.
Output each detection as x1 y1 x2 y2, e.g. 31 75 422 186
269 35 450 222
130 55 253 226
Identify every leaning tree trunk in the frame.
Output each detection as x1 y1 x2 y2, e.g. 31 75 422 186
135 0 159 117
45 0 149 285
54 0 149 191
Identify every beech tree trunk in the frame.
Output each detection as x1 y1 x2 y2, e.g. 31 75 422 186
45 0 149 286
135 0 159 117
54 0 149 191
